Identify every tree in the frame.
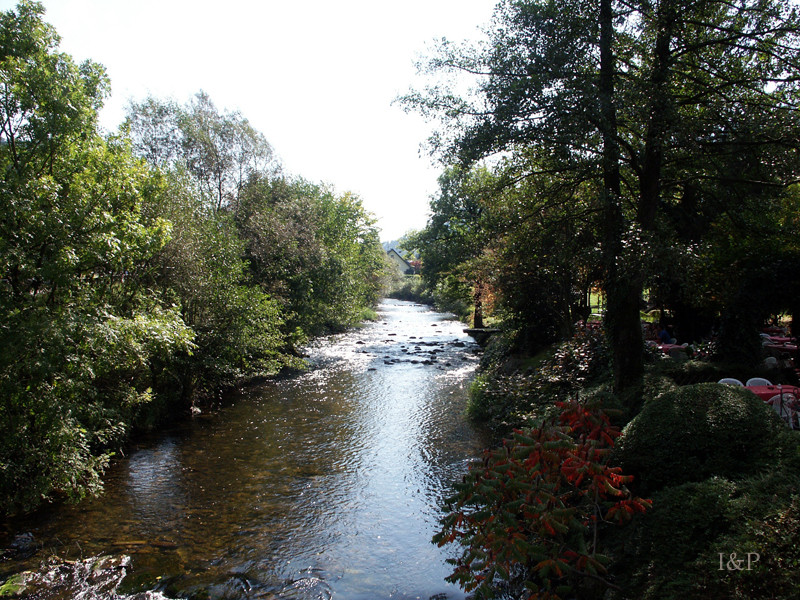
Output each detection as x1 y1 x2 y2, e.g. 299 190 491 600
141 170 292 395
125 92 278 212
179 91 277 212
408 166 491 323
403 0 800 399
236 174 387 335
0 1 193 514
126 92 387 340
124 95 182 168
484 156 604 345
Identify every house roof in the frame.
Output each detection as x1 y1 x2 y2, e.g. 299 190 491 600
387 248 412 268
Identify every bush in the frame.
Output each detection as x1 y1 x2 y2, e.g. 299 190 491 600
467 371 563 432
614 383 785 494
606 457 800 600
467 325 613 434
710 493 800 599
606 476 739 599
435 398 650 600
652 358 798 388
0 303 194 515
386 275 433 304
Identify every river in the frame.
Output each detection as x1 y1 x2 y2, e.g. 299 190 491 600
0 299 489 600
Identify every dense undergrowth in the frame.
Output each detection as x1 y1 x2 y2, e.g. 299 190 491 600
385 274 473 323
442 326 800 599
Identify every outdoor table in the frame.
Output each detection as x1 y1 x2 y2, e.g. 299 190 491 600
762 326 785 335
764 343 798 354
647 342 685 354
745 385 800 403
761 325 786 335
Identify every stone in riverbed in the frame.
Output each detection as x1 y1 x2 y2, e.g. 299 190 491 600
0 572 30 597
1 533 36 560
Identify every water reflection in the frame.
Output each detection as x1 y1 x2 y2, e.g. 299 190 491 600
1 300 487 599
126 440 186 533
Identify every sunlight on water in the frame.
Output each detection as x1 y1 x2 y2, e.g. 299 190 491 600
1 300 488 600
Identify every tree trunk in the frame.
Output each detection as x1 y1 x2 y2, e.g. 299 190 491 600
598 0 645 402
638 0 675 230
473 281 484 329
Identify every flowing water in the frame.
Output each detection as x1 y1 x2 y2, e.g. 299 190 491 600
0 300 488 599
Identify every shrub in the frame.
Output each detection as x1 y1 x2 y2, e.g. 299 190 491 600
606 456 800 600
710 493 800 599
435 398 650 600
614 383 785 494
0 303 194 515
467 371 563 432
606 476 740 599
467 325 613 434
386 275 433 304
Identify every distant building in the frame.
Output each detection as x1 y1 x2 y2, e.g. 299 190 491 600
387 248 415 275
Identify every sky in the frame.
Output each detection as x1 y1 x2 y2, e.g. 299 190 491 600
1 0 495 241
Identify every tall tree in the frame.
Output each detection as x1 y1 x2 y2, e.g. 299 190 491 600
403 0 800 399
125 92 277 212
0 1 193 513
409 166 490 323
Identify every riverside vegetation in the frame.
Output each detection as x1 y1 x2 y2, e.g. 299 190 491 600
397 0 800 598
0 1 388 516
4 0 800 598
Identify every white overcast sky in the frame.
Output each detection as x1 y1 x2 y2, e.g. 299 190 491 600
1 0 495 241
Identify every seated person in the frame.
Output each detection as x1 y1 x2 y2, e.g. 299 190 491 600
658 325 676 345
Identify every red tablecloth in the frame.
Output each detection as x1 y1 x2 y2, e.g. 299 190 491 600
647 342 685 354
764 343 798 353
746 385 800 402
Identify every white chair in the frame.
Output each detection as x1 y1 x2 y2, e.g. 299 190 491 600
746 377 772 386
767 394 798 429
668 347 688 362
718 378 744 386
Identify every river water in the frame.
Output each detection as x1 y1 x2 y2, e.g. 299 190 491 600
0 300 488 600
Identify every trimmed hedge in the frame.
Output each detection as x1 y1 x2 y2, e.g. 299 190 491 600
607 386 800 599
606 466 800 599
615 382 785 494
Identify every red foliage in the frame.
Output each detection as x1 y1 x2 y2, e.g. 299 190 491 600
434 397 651 599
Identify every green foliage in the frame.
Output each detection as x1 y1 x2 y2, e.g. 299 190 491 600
386 275 434 304
483 162 603 345
607 450 800 600
125 91 277 211
127 94 388 340
468 325 612 433
234 175 387 336
143 176 292 394
406 166 491 324
0 3 387 515
711 494 800 599
0 302 193 515
436 398 650 600
462 331 800 599
614 383 785 494
403 0 800 395
429 276 472 321
301 189 386 332
0 1 196 514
